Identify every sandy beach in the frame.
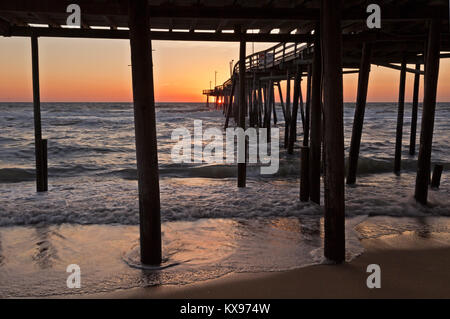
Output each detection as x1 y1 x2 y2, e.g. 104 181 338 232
91 232 450 299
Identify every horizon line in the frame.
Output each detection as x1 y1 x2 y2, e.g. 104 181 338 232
1 100 449 104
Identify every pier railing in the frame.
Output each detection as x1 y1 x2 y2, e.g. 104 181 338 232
204 78 234 95
233 41 311 74
205 40 312 96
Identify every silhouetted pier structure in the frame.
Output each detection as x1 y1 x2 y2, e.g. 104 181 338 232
203 79 233 109
1 0 449 265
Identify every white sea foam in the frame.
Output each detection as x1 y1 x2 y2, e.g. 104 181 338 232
0 171 448 227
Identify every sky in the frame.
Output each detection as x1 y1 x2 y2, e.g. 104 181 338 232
1 37 450 103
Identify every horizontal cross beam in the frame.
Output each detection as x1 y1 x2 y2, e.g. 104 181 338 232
3 26 313 42
377 62 425 74
3 27 450 49
0 2 448 21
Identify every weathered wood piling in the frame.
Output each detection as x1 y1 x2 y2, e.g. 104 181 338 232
129 0 161 265
431 164 443 189
415 19 441 205
394 58 407 175
277 82 286 124
321 0 345 263
309 24 322 205
41 139 48 190
31 35 48 192
300 146 310 202
238 35 247 188
224 76 236 129
288 72 301 155
409 64 421 155
271 81 277 125
304 65 312 147
265 81 272 143
258 82 263 128
284 71 291 149
347 43 372 185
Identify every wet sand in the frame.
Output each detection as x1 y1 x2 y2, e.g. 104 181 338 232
93 233 450 299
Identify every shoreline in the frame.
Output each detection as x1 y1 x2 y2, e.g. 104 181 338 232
89 232 450 299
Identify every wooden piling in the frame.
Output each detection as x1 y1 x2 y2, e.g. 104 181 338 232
415 19 441 205
234 79 240 122
31 35 47 193
250 75 257 127
247 81 253 126
271 81 277 125
252 75 258 127
129 0 162 265
431 164 443 189
321 0 345 263
238 37 247 188
300 146 310 202
224 76 236 129
265 81 272 143
258 82 263 128
41 139 48 191
262 85 268 127
288 73 301 155
394 57 407 175
277 82 286 122
299 79 305 133
304 65 312 147
224 95 228 114
409 63 421 155
309 24 322 205
284 71 291 149
347 42 372 185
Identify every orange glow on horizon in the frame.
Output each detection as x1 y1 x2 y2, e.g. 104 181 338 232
1 37 450 103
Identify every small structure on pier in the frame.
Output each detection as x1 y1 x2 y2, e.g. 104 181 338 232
1 0 449 265
203 79 233 109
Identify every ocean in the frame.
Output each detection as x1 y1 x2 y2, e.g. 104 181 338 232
0 102 449 297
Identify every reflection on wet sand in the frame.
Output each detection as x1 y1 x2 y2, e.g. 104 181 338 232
416 217 432 239
32 226 59 269
1 216 449 297
297 217 322 245
0 232 4 266
123 217 327 287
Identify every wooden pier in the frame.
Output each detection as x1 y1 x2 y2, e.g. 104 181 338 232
1 0 449 265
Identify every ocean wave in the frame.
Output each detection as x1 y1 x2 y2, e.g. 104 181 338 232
1 102 449 229
0 172 448 227
0 168 35 183
48 144 132 155
0 165 102 183
112 157 448 180
1 194 448 227
2 156 448 183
